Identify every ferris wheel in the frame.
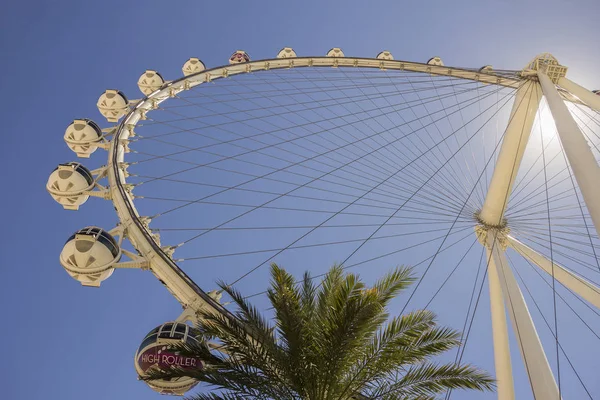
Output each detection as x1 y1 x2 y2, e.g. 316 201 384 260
47 48 600 399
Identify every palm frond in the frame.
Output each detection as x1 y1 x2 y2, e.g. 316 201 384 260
368 362 495 399
267 263 313 391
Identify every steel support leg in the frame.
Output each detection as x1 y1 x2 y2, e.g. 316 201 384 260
558 77 600 114
479 82 542 226
485 239 515 400
488 233 560 400
507 235 600 309
539 72 600 238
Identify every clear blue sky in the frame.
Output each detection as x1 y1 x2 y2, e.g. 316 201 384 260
1 0 599 399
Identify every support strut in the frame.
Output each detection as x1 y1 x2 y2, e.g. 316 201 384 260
539 72 600 238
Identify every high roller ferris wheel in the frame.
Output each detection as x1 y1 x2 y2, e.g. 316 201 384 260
46 48 600 399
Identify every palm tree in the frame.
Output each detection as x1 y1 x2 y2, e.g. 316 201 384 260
148 264 494 399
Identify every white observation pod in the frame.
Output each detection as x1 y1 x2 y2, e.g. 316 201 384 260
276 47 297 59
376 50 394 60
326 48 344 58
427 56 444 66
97 89 129 122
63 119 103 158
478 65 494 85
229 50 250 64
60 227 121 287
47 162 94 210
135 322 204 395
137 70 165 95
182 58 206 77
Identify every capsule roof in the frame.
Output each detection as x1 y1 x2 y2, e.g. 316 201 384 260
53 162 94 186
376 51 394 60
66 226 119 258
326 48 344 58
277 47 297 58
137 322 200 354
427 56 444 66
68 118 102 134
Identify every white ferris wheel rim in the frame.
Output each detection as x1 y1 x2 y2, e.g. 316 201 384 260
107 55 534 318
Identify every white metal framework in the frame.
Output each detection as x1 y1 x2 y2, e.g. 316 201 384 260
48 49 600 399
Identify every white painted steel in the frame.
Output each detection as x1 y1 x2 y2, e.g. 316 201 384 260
487 234 559 400
105 57 528 318
508 235 600 309
479 82 542 226
485 237 515 400
558 77 600 113
539 72 600 238
172 57 524 91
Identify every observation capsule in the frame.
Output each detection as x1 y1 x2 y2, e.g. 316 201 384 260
135 322 204 395
59 227 121 287
137 70 165 95
47 162 94 210
326 48 344 58
479 65 493 73
97 89 129 122
229 50 250 64
376 51 394 60
276 47 297 58
64 119 103 158
182 58 206 77
427 56 444 66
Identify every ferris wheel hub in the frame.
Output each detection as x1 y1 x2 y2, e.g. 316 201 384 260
474 210 510 250
474 225 511 251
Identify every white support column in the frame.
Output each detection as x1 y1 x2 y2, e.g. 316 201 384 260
507 235 600 309
557 77 600 113
488 233 560 400
485 240 515 400
538 72 600 238
479 81 542 226
476 80 541 400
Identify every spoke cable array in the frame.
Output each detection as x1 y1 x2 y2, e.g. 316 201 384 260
122 66 600 399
